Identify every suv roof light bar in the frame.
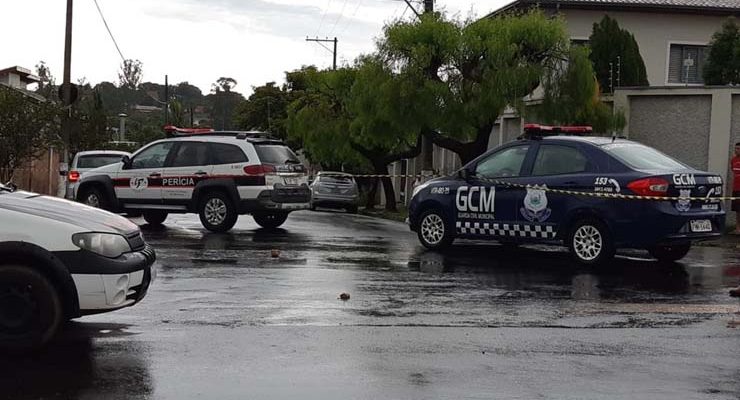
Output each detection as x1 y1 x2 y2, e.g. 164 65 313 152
523 123 593 139
163 126 280 141
163 125 215 136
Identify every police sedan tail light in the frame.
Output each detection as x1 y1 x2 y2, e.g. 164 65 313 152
627 177 669 197
72 233 132 258
243 164 276 176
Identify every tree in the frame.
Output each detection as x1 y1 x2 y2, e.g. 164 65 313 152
377 10 570 164
703 17 740 85
34 61 56 99
207 77 244 130
118 59 143 89
287 60 422 211
213 77 237 93
68 89 110 155
539 46 625 133
0 86 59 182
589 15 648 91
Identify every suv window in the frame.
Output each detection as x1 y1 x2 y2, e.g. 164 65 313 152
77 154 125 169
254 144 299 165
131 142 175 169
211 143 248 164
532 145 589 176
475 145 530 178
170 142 210 167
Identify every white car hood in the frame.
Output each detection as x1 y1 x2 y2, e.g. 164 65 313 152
0 191 138 235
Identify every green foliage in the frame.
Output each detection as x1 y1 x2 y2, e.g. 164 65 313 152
377 10 569 163
34 61 56 100
118 59 143 89
540 46 625 133
0 86 59 181
589 15 649 90
703 17 740 85
68 88 111 155
234 82 290 138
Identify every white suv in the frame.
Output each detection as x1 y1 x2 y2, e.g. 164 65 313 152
75 131 310 232
0 183 155 351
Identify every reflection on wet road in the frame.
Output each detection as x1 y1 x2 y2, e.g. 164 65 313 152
2 211 739 399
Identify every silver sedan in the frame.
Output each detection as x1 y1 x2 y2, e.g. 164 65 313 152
310 172 359 213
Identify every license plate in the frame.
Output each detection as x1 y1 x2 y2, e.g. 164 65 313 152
284 177 299 185
689 219 712 232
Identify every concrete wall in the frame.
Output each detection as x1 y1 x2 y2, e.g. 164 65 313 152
627 95 711 170
561 9 726 86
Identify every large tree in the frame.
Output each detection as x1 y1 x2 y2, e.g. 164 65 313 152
378 11 569 164
539 46 625 133
287 62 421 211
0 86 59 182
118 59 143 89
234 82 289 138
589 15 648 91
703 17 740 85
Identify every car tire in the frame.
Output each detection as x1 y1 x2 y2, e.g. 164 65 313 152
253 212 289 229
143 211 168 226
567 218 615 265
417 208 454 250
648 243 691 262
79 187 108 210
199 192 238 233
0 265 63 353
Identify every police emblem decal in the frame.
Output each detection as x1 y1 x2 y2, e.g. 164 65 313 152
675 189 691 212
130 177 149 191
520 186 552 223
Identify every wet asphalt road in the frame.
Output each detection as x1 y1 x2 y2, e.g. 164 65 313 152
2 211 740 399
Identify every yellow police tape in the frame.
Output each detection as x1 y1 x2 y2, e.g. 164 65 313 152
323 173 740 201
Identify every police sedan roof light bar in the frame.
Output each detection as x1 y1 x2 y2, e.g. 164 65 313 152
522 123 593 139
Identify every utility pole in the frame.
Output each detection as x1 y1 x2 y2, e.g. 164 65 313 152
420 0 434 176
164 74 169 125
306 37 338 70
61 0 73 167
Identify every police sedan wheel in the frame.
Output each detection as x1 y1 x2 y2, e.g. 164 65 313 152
421 214 445 245
573 225 602 261
205 198 227 225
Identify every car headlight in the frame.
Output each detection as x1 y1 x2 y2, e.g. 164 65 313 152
72 233 131 258
412 181 432 198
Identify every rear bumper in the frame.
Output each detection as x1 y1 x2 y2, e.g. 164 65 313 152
312 193 358 205
240 188 311 213
612 207 726 247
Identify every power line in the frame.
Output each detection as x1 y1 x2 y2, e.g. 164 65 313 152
92 0 126 62
338 0 364 36
328 0 350 36
315 0 333 37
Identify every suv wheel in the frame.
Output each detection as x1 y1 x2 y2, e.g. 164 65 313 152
253 212 288 229
143 211 168 226
648 243 691 262
199 192 238 233
0 265 62 352
567 219 615 265
80 187 107 210
417 209 454 250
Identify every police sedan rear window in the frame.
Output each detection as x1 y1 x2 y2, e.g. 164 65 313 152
602 143 686 170
77 155 124 169
254 144 299 165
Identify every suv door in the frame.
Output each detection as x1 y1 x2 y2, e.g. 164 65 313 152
117 141 175 205
459 144 533 238
517 143 595 238
161 141 212 205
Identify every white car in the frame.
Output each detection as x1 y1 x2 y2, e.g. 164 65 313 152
75 130 310 232
65 150 131 200
0 182 155 351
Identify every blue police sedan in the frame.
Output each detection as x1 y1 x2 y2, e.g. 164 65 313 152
408 125 726 265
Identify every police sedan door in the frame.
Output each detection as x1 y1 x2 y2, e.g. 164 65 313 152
161 141 212 205
458 144 533 238
116 141 175 205
516 143 595 240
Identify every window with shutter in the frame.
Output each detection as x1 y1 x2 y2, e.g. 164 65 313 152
667 44 708 84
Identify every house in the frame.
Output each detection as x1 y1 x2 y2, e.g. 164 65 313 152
0 65 59 195
388 0 740 220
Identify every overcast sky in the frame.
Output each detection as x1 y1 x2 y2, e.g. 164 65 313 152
1 0 510 96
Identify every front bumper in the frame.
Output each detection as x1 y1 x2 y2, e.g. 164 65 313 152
57 245 156 314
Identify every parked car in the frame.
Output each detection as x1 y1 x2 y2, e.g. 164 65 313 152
310 172 359 213
75 129 310 232
65 150 131 200
408 124 725 265
0 182 155 351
